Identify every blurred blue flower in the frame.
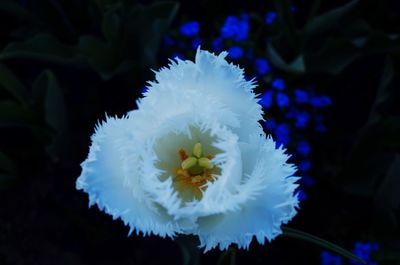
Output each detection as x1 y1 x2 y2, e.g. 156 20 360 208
163 35 175 46
176 40 185 48
295 111 310 128
275 123 290 146
228 46 244 59
351 242 379 265
171 52 185 60
315 115 327 133
259 91 273 108
299 160 311 172
254 58 271 75
180 21 200 37
315 124 327 133
294 88 309 104
297 189 308 201
272 78 285 90
321 251 343 265
265 11 277 25
212 37 223 52
191 38 202 50
297 141 311 156
311 95 332 108
221 15 249 41
285 107 299 119
140 86 148 95
276 92 290 108
246 48 253 60
264 118 276 130
302 175 315 187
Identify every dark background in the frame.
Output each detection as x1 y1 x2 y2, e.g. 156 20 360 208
0 0 399 264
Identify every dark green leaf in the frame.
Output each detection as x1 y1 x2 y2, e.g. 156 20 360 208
267 43 305 73
367 56 394 124
32 70 68 157
303 38 359 74
175 235 201 265
0 0 40 23
122 2 179 66
0 100 52 144
282 227 366 264
102 8 121 42
274 0 299 53
0 173 17 189
217 247 236 265
372 155 400 239
305 0 360 35
0 33 83 65
0 63 30 105
0 151 17 174
380 116 400 148
0 100 36 127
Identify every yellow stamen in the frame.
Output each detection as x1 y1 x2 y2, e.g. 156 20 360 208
181 157 197 170
191 175 203 184
178 148 188 161
198 157 213 169
174 142 217 201
193 142 202 158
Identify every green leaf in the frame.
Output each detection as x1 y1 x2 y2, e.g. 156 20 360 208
0 173 17 189
102 8 121 42
305 0 360 35
0 100 36 127
303 38 359 74
0 100 53 143
274 0 299 53
0 63 30 105
32 70 68 157
122 2 179 66
0 0 40 23
372 155 400 238
380 116 400 148
0 151 17 174
175 235 201 265
0 33 83 65
266 43 305 73
367 56 394 124
217 247 236 265
282 227 366 264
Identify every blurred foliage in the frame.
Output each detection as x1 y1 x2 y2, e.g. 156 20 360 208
0 0 399 265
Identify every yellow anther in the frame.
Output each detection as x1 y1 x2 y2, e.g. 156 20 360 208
181 157 197 170
193 142 202 158
198 157 214 169
191 175 203 184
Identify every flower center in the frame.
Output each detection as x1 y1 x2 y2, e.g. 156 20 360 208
174 142 216 200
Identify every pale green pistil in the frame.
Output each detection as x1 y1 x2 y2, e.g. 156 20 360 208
181 142 213 175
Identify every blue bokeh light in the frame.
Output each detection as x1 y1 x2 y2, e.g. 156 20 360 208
265 11 277 25
276 92 290 108
227 46 244 59
179 21 200 37
272 78 285 90
220 15 249 41
254 58 271 75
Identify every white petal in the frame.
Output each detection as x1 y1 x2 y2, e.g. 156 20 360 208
134 48 264 141
196 135 299 251
76 116 184 237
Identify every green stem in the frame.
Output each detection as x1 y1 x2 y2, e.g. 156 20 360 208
282 226 366 264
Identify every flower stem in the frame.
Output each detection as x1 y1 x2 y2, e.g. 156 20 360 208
282 226 366 264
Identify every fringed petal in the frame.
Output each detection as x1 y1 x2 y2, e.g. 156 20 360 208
76 116 182 237
196 134 299 251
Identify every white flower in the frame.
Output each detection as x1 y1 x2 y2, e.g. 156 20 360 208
76 48 299 251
